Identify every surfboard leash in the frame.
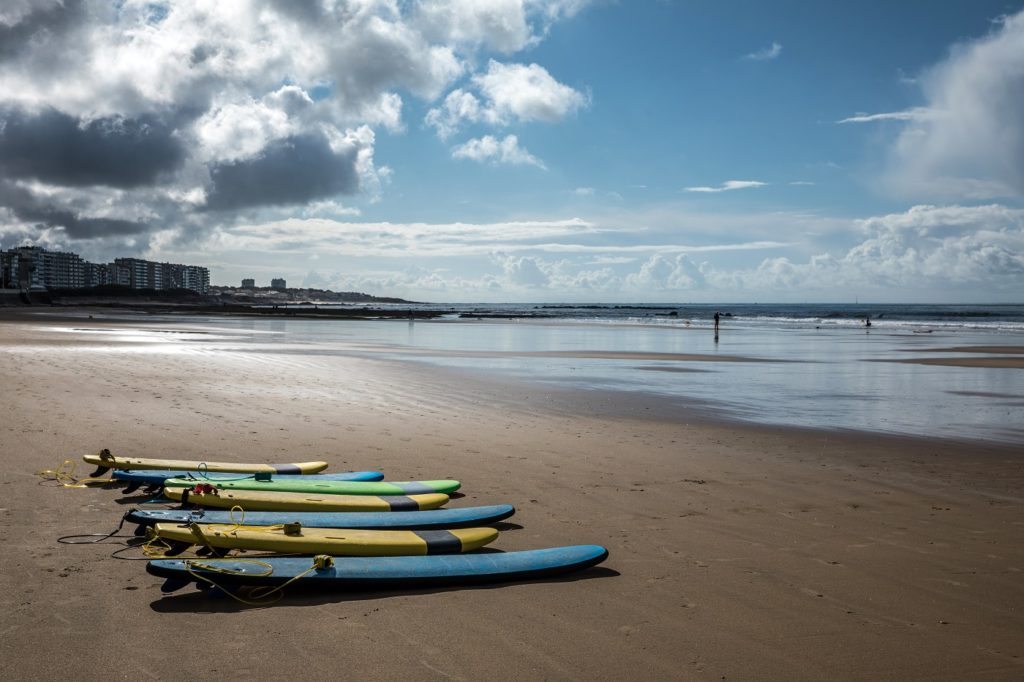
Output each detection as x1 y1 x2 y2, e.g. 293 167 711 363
36 458 113 488
182 555 334 606
56 511 134 545
55 511 192 562
185 464 258 484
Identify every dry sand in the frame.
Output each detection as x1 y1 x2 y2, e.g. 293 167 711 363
1 314 1023 680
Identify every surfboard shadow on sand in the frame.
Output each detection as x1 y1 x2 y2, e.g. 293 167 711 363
114 494 170 505
147 565 619 613
488 521 523 531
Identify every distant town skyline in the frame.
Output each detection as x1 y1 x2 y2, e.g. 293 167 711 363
1 1 1022 302
0 245 209 293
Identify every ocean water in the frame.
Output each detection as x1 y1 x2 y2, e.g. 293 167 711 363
129 302 1024 446
284 302 1024 333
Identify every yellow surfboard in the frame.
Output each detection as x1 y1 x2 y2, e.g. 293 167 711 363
163 486 449 512
152 523 498 556
82 449 328 475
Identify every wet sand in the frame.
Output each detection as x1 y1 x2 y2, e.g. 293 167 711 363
925 346 1024 354
889 343 1024 368
885 356 1024 369
1 314 1023 680
405 348 771 362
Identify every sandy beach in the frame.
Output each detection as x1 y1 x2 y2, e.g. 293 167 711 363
1 311 1023 680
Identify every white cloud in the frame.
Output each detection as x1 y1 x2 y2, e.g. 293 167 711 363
188 213 789 260
415 1 592 53
684 180 767 193
626 253 707 289
583 204 1023 297
897 68 919 85
301 200 362 218
325 13 464 105
489 253 624 292
195 97 294 164
139 202 1024 301
212 216 600 255
519 241 788 255
573 187 595 196
426 59 587 136
836 108 933 124
719 204 1024 294
745 42 782 61
424 89 494 139
855 10 1024 199
474 60 587 123
0 0 585 245
416 0 534 53
847 204 1024 283
451 134 546 168
287 255 620 298
588 255 635 265
501 255 551 287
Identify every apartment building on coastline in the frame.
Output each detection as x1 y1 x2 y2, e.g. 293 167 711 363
0 246 210 294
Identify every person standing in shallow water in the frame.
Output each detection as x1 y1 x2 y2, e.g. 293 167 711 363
713 311 720 334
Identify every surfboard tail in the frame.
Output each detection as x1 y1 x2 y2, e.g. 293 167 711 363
87 448 116 476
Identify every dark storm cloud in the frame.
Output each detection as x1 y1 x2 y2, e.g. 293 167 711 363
0 0 85 61
0 180 148 239
0 2 550 249
0 108 186 188
204 133 360 211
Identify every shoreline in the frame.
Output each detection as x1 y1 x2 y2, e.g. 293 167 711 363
8 305 1024 444
0 302 446 320
2 314 1023 679
881 356 1024 369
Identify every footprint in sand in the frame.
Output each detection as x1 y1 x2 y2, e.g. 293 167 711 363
618 624 642 637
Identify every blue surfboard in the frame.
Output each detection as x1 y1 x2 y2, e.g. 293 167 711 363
113 469 385 485
125 504 516 531
148 545 609 592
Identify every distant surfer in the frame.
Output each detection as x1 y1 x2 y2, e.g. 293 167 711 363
713 311 720 334
865 315 871 328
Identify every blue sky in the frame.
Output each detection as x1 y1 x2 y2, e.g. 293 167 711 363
1 1 1023 301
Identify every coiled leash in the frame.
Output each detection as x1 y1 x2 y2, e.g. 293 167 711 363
36 458 112 488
